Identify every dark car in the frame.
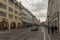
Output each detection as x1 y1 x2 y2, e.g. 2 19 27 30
31 26 39 31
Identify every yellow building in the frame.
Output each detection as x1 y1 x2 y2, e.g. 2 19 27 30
0 0 22 30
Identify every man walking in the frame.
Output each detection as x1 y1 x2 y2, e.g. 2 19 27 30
54 26 57 34
48 26 50 34
51 26 54 35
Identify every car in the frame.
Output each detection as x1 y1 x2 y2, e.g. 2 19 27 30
31 26 39 31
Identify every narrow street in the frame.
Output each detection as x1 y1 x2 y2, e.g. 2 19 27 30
0 27 50 40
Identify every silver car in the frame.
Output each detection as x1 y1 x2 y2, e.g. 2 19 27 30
31 26 39 31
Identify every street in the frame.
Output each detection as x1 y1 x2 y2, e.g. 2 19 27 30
0 27 50 40
0 0 60 40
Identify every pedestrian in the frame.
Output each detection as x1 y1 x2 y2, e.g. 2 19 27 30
51 26 54 35
54 26 57 33
48 26 50 34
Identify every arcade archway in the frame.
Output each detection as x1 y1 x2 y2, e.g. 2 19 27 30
0 21 9 30
10 22 16 29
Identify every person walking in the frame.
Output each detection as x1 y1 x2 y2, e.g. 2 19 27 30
54 26 57 34
51 26 54 35
48 26 50 34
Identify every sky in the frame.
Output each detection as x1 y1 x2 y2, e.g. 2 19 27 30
17 0 48 22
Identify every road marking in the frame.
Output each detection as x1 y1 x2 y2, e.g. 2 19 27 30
47 33 51 40
41 27 46 40
44 31 46 40
41 27 51 40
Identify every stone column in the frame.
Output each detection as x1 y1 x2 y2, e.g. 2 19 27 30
8 24 11 30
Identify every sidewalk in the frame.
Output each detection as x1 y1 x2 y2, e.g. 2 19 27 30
0 27 31 34
0 29 15 34
49 33 60 40
0 28 25 34
0 27 31 40
45 28 60 40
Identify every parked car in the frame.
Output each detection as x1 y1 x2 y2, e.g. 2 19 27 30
31 26 39 31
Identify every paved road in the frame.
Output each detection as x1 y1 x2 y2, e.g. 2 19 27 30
24 27 44 40
23 27 50 40
0 27 50 40
0 28 32 40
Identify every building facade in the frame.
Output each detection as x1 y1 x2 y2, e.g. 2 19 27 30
21 5 40 28
0 0 22 30
32 16 40 26
21 6 36 28
47 0 60 33
0 0 40 31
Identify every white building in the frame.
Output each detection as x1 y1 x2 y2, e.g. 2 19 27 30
47 0 60 33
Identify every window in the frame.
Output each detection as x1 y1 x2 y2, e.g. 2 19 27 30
0 2 6 9
49 0 50 4
15 4 18 9
4 5 6 9
9 14 13 18
15 16 18 19
15 10 18 14
0 11 6 17
22 13 27 16
9 0 13 5
9 7 13 13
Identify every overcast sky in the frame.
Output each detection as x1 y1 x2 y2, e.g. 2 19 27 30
17 0 48 22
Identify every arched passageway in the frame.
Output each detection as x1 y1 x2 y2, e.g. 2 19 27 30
0 21 9 30
10 22 16 29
